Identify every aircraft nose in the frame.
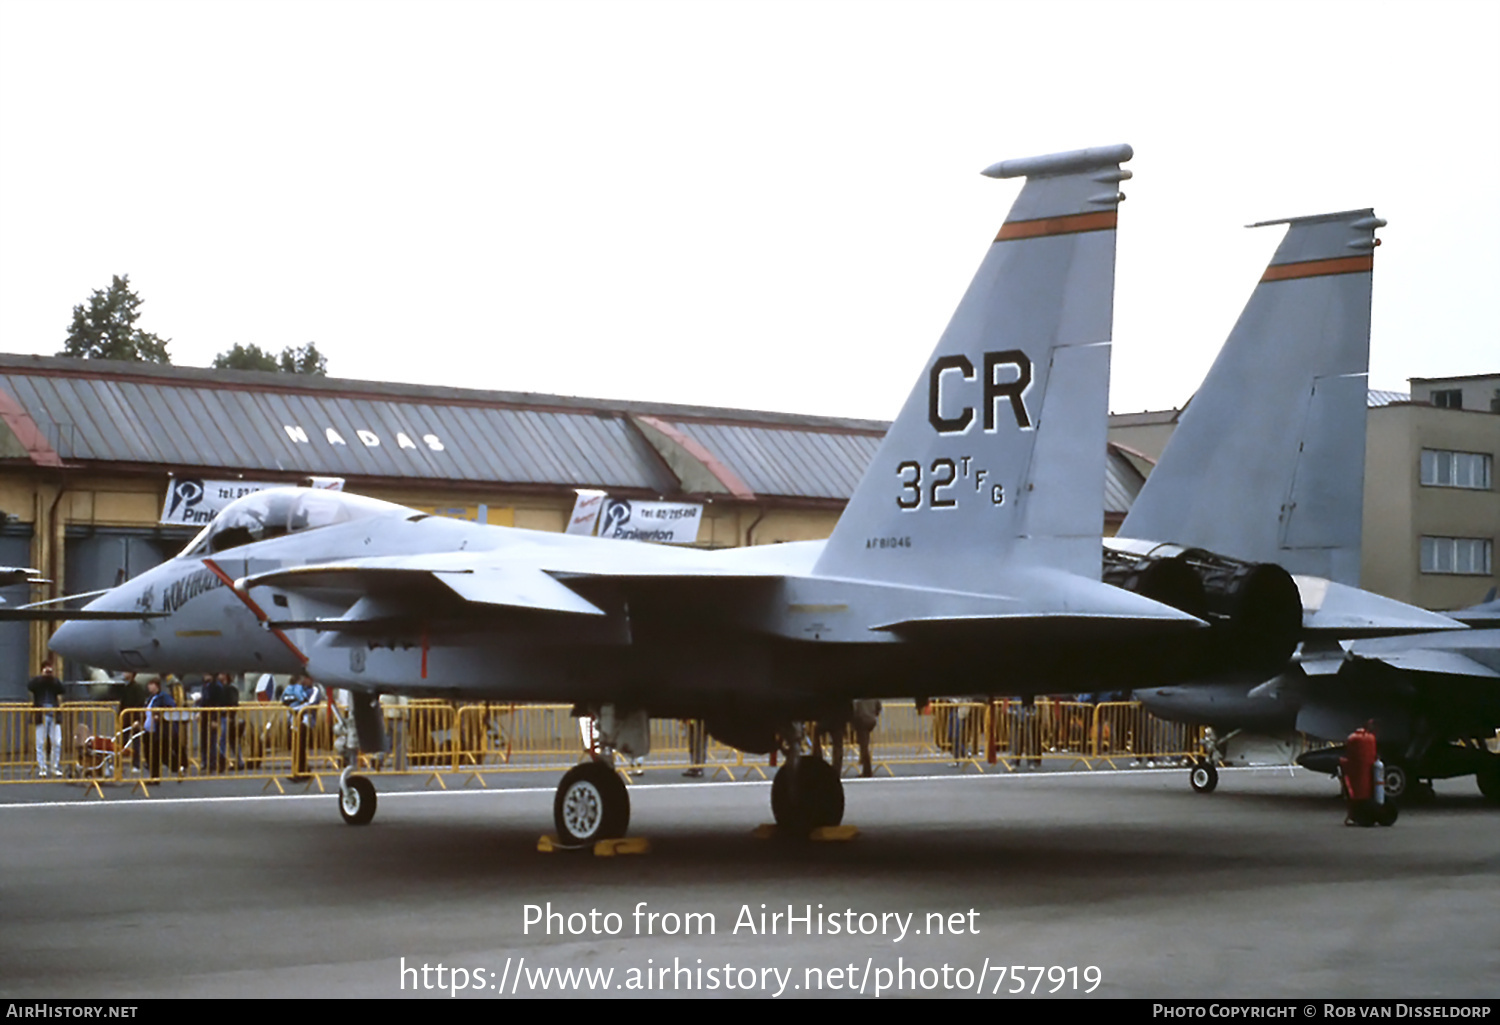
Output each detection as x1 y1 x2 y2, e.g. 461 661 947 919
49 615 115 667
47 588 134 669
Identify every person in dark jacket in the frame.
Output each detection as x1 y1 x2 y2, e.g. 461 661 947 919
143 678 176 783
28 661 65 777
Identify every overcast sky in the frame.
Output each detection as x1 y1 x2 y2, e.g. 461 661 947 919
1 0 1495 421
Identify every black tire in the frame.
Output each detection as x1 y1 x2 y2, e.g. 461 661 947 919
770 757 844 835
1476 762 1500 804
771 761 794 826
554 761 630 846
1376 802 1399 827
339 775 377 826
1381 762 1408 802
1189 761 1218 794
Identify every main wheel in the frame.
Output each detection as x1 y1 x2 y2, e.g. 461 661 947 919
339 775 377 826
771 757 844 835
1476 761 1500 804
1381 761 1409 802
1189 760 1218 794
554 761 630 846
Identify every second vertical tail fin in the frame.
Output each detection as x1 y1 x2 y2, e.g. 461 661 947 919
1120 209 1384 585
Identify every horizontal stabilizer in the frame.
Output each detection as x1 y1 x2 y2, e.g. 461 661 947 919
1297 577 1465 638
1347 628 1500 679
1452 599 1500 627
1345 649 1498 679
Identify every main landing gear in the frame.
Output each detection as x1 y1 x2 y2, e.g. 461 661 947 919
553 759 631 846
771 725 845 836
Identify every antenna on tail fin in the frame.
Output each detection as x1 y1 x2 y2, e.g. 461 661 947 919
815 144 1132 592
1120 209 1384 586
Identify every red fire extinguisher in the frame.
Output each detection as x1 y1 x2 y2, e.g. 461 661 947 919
1340 726 1397 827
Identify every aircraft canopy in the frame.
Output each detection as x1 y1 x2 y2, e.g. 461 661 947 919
180 488 409 557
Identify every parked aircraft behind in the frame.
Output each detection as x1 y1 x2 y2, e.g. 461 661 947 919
53 144 1283 843
1109 209 1498 803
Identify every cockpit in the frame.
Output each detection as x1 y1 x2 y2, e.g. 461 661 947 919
179 488 410 557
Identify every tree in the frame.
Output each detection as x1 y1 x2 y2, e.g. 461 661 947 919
211 343 280 373
59 275 171 363
212 341 328 376
277 342 327 376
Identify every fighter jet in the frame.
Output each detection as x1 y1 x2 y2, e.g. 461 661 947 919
53 144 1257 842
0 566 43 598
1109 209 1498 802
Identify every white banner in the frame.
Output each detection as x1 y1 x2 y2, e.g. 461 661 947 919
596 498 702 544
160 478 279 526
566 489 608 536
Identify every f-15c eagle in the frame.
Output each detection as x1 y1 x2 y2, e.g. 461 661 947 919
54 144 1243 843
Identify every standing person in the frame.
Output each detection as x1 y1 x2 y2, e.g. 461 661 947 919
118 672 147 772
1013 693 1042 769
851 699 882 779
683 719 707 778
222 674 242 770
195 674 220 772
143 678 175 783
283 675 320 780
28 661 65 777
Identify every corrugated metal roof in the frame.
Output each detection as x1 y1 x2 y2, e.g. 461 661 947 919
655 419 882 500
1103 446 1146 515
1367 389 1410 408
0 355 1150 513
0 358 677 492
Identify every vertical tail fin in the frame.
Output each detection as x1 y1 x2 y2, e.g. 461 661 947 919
815 145 1131 591
1120 209 1384 585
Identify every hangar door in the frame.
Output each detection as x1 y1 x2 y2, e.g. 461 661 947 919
64 527 194 596
0 527 35 700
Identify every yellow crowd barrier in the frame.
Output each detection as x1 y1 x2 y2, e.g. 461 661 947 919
0 703 120 784
1 698 1211 795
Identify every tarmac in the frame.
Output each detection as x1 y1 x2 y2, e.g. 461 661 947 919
2 764 1497 999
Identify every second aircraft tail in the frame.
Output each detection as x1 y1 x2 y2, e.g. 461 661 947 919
1120 209 1384 586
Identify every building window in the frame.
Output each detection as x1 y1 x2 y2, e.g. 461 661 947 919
1491 388 1500 414
1420 449 1493 490
1420 536 1493 575
1430 389 1462 409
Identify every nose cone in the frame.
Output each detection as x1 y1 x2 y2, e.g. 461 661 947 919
49 616 112 667
1133 686 1185 720
48 593 133 669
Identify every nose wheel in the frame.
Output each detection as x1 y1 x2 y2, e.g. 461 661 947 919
554 760 631 846
1189 760 1218 793
339 773 377 826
